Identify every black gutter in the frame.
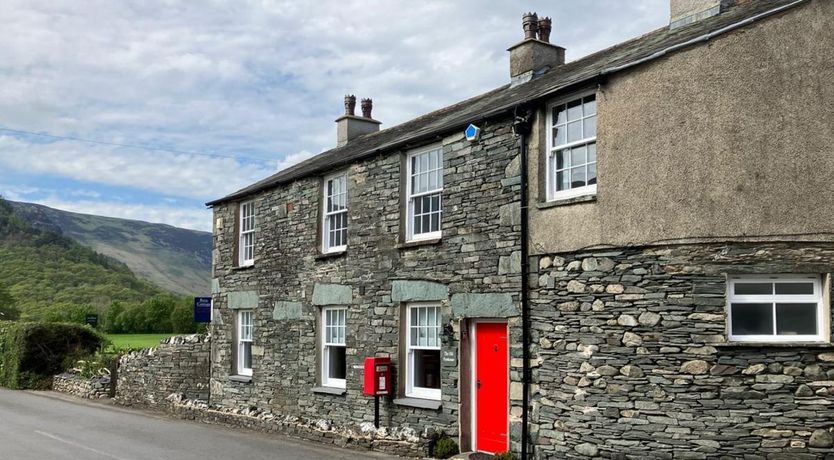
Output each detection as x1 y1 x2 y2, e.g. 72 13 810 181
513 106 533 459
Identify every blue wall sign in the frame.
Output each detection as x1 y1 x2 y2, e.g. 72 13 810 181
465 123 481 142
194 297 212 323
85 314 99 327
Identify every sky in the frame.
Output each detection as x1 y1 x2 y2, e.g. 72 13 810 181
0 1 668 232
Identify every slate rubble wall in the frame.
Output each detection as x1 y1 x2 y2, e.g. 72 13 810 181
530 242 834 459
52 373 111 400
115 334 210 408
210 117 524 455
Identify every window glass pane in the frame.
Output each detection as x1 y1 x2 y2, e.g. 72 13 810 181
414 349 441 389
567 121 582 143
557 170 568 191
556 150 568 169
554 127 566 146
571 146 586 166
571 167 586 188
731 303 773 335
328 346 346 379
735 282 773 295
588 163 597 185
776 303 817 335
588 143 597 163
242 343 252 369
554 106 567 126
583 95 596 116
567 99 582 121
583 116 597 139
775 282 815 295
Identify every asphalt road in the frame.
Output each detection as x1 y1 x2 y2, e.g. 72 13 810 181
0 389 395 460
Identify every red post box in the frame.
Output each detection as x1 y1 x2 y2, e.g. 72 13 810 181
363 356 392 396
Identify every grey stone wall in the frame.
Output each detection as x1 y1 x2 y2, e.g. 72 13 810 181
53 373 111 400
210 117 523 455
115 334 210 408
530 242 834 459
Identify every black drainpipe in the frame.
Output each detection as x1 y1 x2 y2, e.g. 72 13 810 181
512 106 533 460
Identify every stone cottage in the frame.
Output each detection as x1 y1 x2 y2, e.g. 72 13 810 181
207 0 834 457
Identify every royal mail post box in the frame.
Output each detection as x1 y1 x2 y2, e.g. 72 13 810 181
364 356 392 396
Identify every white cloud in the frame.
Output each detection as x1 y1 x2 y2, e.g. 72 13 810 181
0 0 669 229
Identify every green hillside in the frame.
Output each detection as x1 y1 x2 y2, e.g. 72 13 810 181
0 198 166 319
9 200 211 295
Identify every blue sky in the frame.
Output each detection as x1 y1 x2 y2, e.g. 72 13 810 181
0 0 668 232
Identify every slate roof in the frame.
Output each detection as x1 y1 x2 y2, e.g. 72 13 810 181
207 0 805 206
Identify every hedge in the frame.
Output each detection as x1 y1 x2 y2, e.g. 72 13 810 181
0 321 104 389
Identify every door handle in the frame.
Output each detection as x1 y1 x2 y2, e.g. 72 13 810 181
476 379 481 389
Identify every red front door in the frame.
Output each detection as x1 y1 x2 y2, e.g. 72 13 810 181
475 322 508 453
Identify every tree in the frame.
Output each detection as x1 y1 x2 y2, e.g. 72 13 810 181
0 282 20 321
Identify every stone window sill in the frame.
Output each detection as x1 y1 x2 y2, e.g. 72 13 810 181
229 375 253 383
315 250 346 261
312 386 347 396
397 238 442 250
232 264 255 271
393 397 442 410
537 194 596 209
714 342 834 349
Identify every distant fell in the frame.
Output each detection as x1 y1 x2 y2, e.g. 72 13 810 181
9 200 211 296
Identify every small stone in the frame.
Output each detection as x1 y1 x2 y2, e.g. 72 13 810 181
581 258 599 271
809 429 833 448
681 360 709 375
768 362 783 374
579 362 595 373
622 332 643 347
574 443 598 457
606 284 625 294
552 256 566 267
755 374 793 384
539 256 553 270
597 258 616 272
742 364 766 375
687 313 723 322
795 384 814 397
566 261 582 271
783 366 803 376
558 301 580 312
709 364 736 375
597 365 618 376
804 364 825 379
620 365 644 378
566 280 586 293
617 315 638 327
539 338 552 349
638 311 661 326
818 353 834 362
591 300 605 311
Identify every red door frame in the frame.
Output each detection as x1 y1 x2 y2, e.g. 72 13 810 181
471 320 509 454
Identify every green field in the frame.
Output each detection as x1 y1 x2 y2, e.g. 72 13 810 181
107 334 175 350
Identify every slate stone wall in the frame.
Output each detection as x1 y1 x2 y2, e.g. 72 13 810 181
530 242 834 459
210 117 523 455
115 334 210 408
53 373 111 400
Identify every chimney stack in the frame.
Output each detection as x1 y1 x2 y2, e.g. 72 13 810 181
670 0 735 29
335 95 381 147
508 12 565 86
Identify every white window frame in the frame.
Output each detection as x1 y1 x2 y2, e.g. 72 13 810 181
545 91 598 202
238 201 256 266
727 274 827 343
405 302 442 400
322 306 347 389
405 145 443 242
237 310 254 376
322 172 348 254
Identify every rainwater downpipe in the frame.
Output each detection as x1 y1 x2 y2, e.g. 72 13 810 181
512 107 533 460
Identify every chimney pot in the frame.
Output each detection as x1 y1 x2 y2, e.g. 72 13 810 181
360 98 373 119
522 12 539 40
344 94 356 116
335 96 381 147
538 17 552 43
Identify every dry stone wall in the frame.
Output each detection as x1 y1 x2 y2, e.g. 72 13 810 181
52 373 111 400
530 242 834 459
115 334 210 408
